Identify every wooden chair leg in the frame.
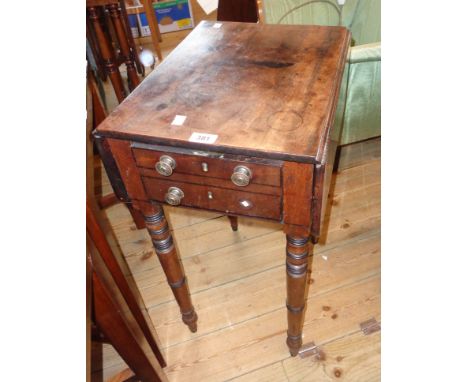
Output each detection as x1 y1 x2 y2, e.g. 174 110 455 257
106 368 136 382
285 235 310 356
227 215 238 231
141 204 198 332
119 0 144 76
88 6 127 103
107 3 140 91
93 271 166 382
127 204 146 229
98 193 120 209
87 199 167 367
141 0 163 61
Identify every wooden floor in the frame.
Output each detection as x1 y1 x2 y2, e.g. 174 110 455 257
92 5 380 380
93 137 381 381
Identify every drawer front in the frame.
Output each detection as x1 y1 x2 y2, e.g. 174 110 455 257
138 167 281 196
142 177 281 220
132 148 282 187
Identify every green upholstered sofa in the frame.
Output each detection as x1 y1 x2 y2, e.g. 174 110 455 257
262 0 381 145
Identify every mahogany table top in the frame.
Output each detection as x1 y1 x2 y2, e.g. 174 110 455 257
96 21 350 164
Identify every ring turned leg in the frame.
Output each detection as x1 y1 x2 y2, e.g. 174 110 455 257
285 235 310 356
88 7 127 103
143 205 198 332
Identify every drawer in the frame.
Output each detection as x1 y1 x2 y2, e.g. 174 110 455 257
132 147 282 187
142 177 282 220
137 167 281 196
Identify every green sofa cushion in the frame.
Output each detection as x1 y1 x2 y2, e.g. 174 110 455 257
343 44 381 143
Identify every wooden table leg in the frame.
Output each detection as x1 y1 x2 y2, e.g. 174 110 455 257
142 204 198 332
227 215 238 231
285 235 310 356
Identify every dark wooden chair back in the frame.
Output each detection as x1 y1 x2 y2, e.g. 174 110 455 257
86 0 142 103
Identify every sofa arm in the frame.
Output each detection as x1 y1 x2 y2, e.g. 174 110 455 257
340 42 381 145
349 42 381 64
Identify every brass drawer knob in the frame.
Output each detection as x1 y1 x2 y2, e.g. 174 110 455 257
231 165 252 187
165 187 184 206
156 155 176 176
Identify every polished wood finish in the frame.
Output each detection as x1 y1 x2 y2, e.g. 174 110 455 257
88 70 146 229
88 81 166 378
282 162 314 228
132 147 282 187
96 22 350 164
127 203 147 229
139 202 198 332
94 22 350 356
142 176 281 219
107 3 140 91
87 198 168 381
106 138 150 200
94 136 131 203
138 166 281 195
217 0 258 23
88 6 127 103
89 69 107 127
92 270 167 382
119 0 144 76
87 0 144 103
311 163 325 243
87 0 119 6
285 235 310 356
87 200 166 367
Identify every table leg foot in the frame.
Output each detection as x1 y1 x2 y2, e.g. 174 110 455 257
182 309 198 333
143 205 198 332
285 235 310 356
227 215 238 231
286 334 302 356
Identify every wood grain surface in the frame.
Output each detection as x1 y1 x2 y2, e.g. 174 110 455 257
132 147 282 187
96 21 350 163
142 176 282 220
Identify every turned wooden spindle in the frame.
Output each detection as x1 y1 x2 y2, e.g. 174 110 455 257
141 0 163 60
88 6 127 103
107 3 140 91
285 235 310 356
143 204 198 332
